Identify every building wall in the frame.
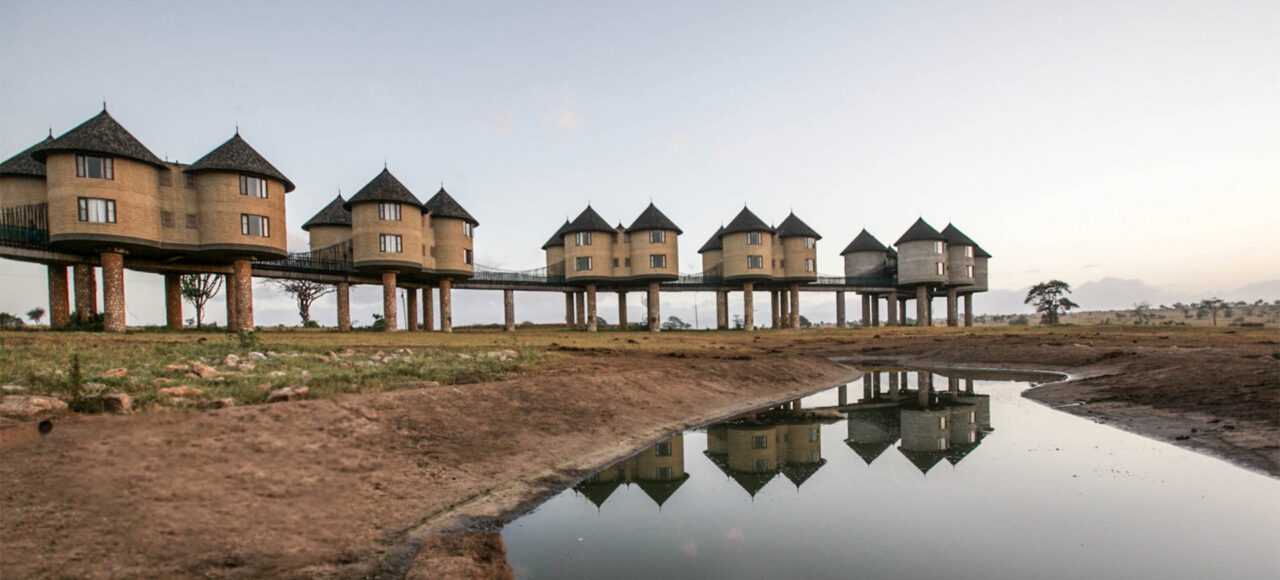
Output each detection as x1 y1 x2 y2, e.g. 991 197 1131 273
420 212 436 270
431 216 473 277
634 435 686 479
701 249 722 276
900 409 949 451
192 171 287 256
611 229 630 278
47 153 163 249
896 240 948 286
948 405 978 445
779 236 817 281
726 426 778 472
351 202 422 270
156 163 200 248
308 225 351 253
784 424 822 463
946 244 975 286
0 176 46 209
844 251 886 278
967 256 989 292
628 229 678 280
722 231 774 281
545 245 565 277
564 230 615 282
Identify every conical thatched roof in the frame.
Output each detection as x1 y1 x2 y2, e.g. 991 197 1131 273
895 217 945 245
574 480 621 509
344 168 422 209
974 245 992 258
423 187 477 225
186 132 295 191
782 459 826 488
32 109 164 168
899 447 948 474
722 207 774 235
636 474 690 507
940 223 977 247
698 226 725 253
626 203 682 234
301 194 352 231
0 135 53 178
563 206 615 234
542 220 572 250
840 229 887 255
775 212 821 239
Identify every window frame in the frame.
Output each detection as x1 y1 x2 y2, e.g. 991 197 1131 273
575 232 592 246
649 254 667 269
649 230 666 244
964 246 974 258
747 255 764 269
378 202 401 221
655 442 672 457
239 175 268 198
463 248 474 265
747 231 762 245
804 236 815 249
463 222 473 238
379 233 403 253
805 258 815 272
574 256 593 271
185 213 198 229
158 169 173 187
160 210 175 228
75 154 114 180
77 197 116 223
240 214 270 237
934 241 944 254
936 262 945 276
751 435 768 449
966 265 974 277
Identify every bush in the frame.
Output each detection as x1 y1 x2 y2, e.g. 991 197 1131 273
0 312 25 329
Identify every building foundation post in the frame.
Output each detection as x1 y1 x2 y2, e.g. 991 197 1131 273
617 292 627 327
503 289 515 332
336 282 351 331
381 272 398 332
964 293 973 327
564 292 574 329
886 291 898 327
48 265 70 329
861 293 871 326
439 278 453 333
224 273 238 331
73 264 97 322
916 286 929 327
716 290 728 329
574 291 585 330
835 291 846 328
164 273 182 330
871 294 880 327
100 251 126 333
586 284 598 332
946 287 958 327
899 298 908 325
743 282 755 331
406 287 419 331
232 259 254 331
789 283 801 329
838 384 848 406
422 284 434 331
770 290 780 329
647 282 660 333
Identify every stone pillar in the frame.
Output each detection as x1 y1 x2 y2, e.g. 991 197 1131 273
861 293 871 326
886 291 898 327
406 287 419 331
965 379 974 394
381 271 398 332
916 286 929 327
889 371 899 401
789 283 801 329
586 284 598 332
571 291 583 329
863 374 873 401
100 251 126 333
503 289 515 332
838 384 847 406
918 371 931 407
899 298 908 325
779 288 790 329
871 295 880 327
47 265 70 329
743 282 755 331
336 282 351 331
873 371 882 395
224 273 238 330
647 282 660 333
439 278 453 333
232 259 254 331
73 264 97 322
770 290 780 329
716 290 728 329
946 287 958 327
564 292 575 329
617 292 628 327
949 376 960 395
836 291 846 328
423 284 434 331
964 293 974 327
164 274 182 330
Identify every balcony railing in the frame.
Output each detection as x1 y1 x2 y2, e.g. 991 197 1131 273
0 203 50 250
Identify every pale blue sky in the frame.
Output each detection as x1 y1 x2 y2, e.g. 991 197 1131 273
1 1 1276 326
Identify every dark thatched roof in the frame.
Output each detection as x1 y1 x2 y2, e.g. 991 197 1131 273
841 229 887 255
0 135 53 178
344 168 422 209
301 194 352 231
775 212 821 240
781 459 826 488
542 220 572 250
974 245 992 258
636 474 691 508
424 187 477 225
574 480 621 509
940 223 978 247
722 207 774 235
32 109 165 168
563 206 615 235
895 217 945 245
899 447 948 474
626 203 682 234
698 226 725 253
186 133 295 192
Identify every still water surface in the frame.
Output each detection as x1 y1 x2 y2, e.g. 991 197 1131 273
502 367 1280 579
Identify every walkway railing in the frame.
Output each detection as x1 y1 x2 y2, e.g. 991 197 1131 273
0 203 50 250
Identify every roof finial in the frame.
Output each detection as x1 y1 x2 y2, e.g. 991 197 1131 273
102 99 107 112
48 126 53 138
384 160 387 169
235 124 240 135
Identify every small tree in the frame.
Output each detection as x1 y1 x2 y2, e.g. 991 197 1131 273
663 316 692 330
1024 280 1078 325
181 273 224 328
1132 302 1150 325
26 307 45 325
799 314 813 328
270 279 335 325
1195 298 1225 326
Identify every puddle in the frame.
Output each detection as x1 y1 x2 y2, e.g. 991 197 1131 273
501 367 1280 579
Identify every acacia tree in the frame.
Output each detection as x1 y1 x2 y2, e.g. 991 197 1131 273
26 307 45 324
271 279 335 325
1132 302 1150 324
1195 297 1225 326
1024 280 1078 325
181 273 223 328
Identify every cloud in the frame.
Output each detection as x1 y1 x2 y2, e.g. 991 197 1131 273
540 95 584 134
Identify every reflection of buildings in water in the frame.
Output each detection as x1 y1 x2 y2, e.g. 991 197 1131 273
574 434 689 509
703 403 832 497
843 369 994 474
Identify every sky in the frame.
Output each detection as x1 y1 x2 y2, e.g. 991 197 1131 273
1 0 1277 328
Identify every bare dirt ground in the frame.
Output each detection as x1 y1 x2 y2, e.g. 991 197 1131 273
0 325 1275 579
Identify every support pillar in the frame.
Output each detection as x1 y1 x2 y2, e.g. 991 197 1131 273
336 282 351 332
716 290 728 329
586 284 598 332
918 371 931 407
886 291 898 327
422 284 434 331
964 293 973 327
743 282 755 331
164 274 182 330
574 291 585 330
647 282 660 333
779 288 790 329
232 259 253 331
946 287 958 327
564 292 575 329
503 289 515 332
617 292 627 327
835 291 846 328
863 374 873 401
47 265 70 329
838 384 848 406
899 298 908 325
224 273 238 330
73 264 97 322
873 371 881 395
871 294 880 327
861 293 871 326
100 251 126 333
949 376 960 396
889 371 899 401
789 283 801 329
439 278 453 333
406 287 419 331
381 272 398 332
770 290 780 329
916 286 929 327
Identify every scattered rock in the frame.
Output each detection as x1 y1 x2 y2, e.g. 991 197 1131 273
101 392 133 413
315 354 332 362
266 351 279 358
381 357 393 364
2 385 27 393
0 395 69 421
340 349 355 357
248 352 268 361
267 371 287 378
454 374 481 385
325 350 339 360
237 363 256 372
158 385 203 398
397 348 413 356
266 386 310 403
152 377 173 386
191 362 219 379
457 353 471 360
222 354 240 367
164 363 191 373
197 397 236 410
102 367 128 378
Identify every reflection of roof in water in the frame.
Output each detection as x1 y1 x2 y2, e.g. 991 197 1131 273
899 447 949 474
844 407 902 465
703 450 776 498
945 431 987 466
782 459 827 488
847 439 895 465
636 473 691 507
574 480 621 509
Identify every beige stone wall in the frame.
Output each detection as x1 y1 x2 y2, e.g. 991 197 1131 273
351 202 422 269
784 424 821 463
564 230 614 281
633 435 686 480
156 163 199 248
420 212 437 270
946 244 975 286
0 176 46 209
701 249 722 275
967 256 989 292
611 229 630 277
779 236 817 281
726 427 778 472
627 229 678 280
545 245 564 276
430 216 473 276
844 252 885 278
192 171 287 256
308 225 351 253
900 409 949 451
896 240 947 286
47 154 162 247
722 231 774 281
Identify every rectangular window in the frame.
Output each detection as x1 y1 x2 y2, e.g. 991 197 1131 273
780 259 785 269
77 198 116 223
805 258 815 272
158 169 173 186
160 211 174 228
649 230 665 243
624 258 631 267
378 202 401 221
754 459 768 472
657 466 673 481
804 237 815 249
747 255 764 269
75 155 113 180
809 428 819 442
964 246 974 258
463 248 473 265
575 256 593 271
379 234 403 253
747 231 762 245
939 416 947 429
966 265 974 277
655 442 672 457
185 213 197 229
575 232 592 246
621 232 629 243
751 435 768 449
934 241 944 254
239 175 267 198
649 254 666 269
184 173 196 187
612 258 619 267
936 262 945 276
240 214 269 237
463 222 473 238
430 246 436 257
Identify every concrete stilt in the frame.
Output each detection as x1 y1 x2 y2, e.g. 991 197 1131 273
861 293 871 326
164 274 182 330
964 293 973 327
73 264 97 322
716 290 728 329
47 265 70 329
886 291 898 326
871 294 880 327
838 385 847 406
946 287 958 327
918 371 931 407
232 259 253 331
899 298 908 325
439 279 453 333
336 282 351 331
949 376 960 395
406 287 419 331
779 288 789 329
647 282 660 333
873 371 881 395
564 292 574 329
916 286 928 327
836 291 846 328
503 289 515 332
965 379 974 394
789 283 801 329
770 290 780 329
863 374 873 400
422 284 434 331
100 251 126 332
617 292 627 327
743 282 754 331
889 372 899 401
586 284 598 332
224 273 238 330
381 272 398 332
926 293 934 326
572 291 583 330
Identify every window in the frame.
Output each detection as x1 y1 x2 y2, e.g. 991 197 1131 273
934 241 944 254
622 232 630 243
184 173 196 187
657 466 673 480
77 198 116 223
158 169 172 186
964 246 974 258
240 214 269 237
624 258 631 267
805 258 815 272
575 256 593 271
239 175 267 198
649 254 667 269
754 459 768 472
378 202 401 221
160 211 174 228
422 245 426 256
747 231 762 245
966 265 974 277
463 248 473 265
463 222 473 238
809 428 819 442
780 259 785 269
75 155 113 179
430 246 436 257
809 450 821 463
747 255 764 269
939 416 947 429
804 237 815 249
936 262 945 276
655 442 672 457
751 435 768 449
649 230 665 243
185 214 197 229
613 258 619 268
575 232 592 246
379 234 402 253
